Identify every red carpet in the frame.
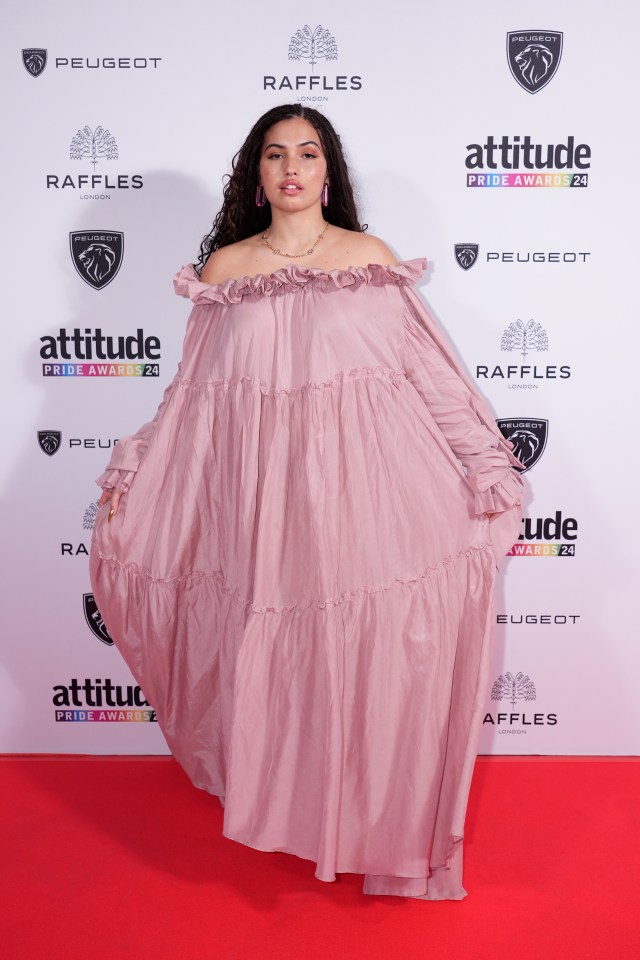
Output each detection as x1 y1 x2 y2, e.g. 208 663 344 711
1 756 638 960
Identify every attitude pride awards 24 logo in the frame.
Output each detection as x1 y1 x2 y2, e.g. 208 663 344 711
52 678 157 723
509 510 578 558
507 31 563 94
476 322 571 389
465 135 590 188
497 418 548 472
454 244 592 269
263 25 362 101
40 327 161 377
47 126 144 200
483 671 557 734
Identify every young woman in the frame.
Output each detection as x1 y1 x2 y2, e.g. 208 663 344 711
90 103 524 900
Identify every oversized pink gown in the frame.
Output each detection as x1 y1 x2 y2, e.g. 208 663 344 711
90 258 524 899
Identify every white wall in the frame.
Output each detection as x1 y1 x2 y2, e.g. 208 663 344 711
2 0 638 755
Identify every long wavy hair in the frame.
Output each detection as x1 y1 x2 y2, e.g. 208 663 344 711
196 104 367 272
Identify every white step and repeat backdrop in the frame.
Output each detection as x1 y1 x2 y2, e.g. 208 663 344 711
2 1 638 756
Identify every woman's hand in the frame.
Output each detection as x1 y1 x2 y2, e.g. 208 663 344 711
98 488 122 522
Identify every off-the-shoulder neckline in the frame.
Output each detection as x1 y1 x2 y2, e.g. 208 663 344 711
173 258 427 305
197 259 423 290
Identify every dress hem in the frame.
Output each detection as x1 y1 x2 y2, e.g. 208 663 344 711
220 825 465 897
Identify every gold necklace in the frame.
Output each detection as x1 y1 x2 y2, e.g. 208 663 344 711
261 221 330 258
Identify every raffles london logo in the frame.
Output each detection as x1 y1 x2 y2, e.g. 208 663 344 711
484 671 557 734
70 231 124 290
507 31 563 94
465 136 590 188
52 678 157 723
454 244 591 268
263 25 362 100
60 502 102 558
22 50 161 75
476 321 571 389
497 418 548 472
509 510 578 558
39 327 160 377
46 125 144 199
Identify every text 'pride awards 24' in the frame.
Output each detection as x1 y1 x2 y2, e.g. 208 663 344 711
466 135 590 187
40 328 160 377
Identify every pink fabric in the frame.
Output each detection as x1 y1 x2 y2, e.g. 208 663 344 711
90 259 524 899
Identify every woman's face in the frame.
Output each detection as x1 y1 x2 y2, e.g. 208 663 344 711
258 117 328 214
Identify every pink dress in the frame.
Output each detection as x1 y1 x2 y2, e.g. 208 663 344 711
89 258 524 899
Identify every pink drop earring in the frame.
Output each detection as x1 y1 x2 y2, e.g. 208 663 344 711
255 183 266 207
321 182 329 207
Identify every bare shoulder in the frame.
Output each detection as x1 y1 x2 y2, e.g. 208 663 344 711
359 233 399 266
332 228 399 267
199 242 247 286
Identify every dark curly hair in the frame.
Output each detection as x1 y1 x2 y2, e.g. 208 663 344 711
196 104 367 272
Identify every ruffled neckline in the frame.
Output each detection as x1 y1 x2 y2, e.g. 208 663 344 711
173 258 427 305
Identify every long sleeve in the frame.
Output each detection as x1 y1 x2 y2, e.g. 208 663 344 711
96 363 182 493
399 285 525 559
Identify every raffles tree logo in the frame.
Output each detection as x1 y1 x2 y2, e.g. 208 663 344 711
491 671 537 708
507 31 563 94
288 25 337 71
83 502 99 530
22 48 47 77
501 320 548 359
70 126 118 169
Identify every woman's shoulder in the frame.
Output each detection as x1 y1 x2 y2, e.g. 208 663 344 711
328 227 399 268
199 241 252 286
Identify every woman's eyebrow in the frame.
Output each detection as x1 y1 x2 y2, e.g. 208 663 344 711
263 140 321 150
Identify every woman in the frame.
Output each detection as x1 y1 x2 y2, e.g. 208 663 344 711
90 104 524 900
